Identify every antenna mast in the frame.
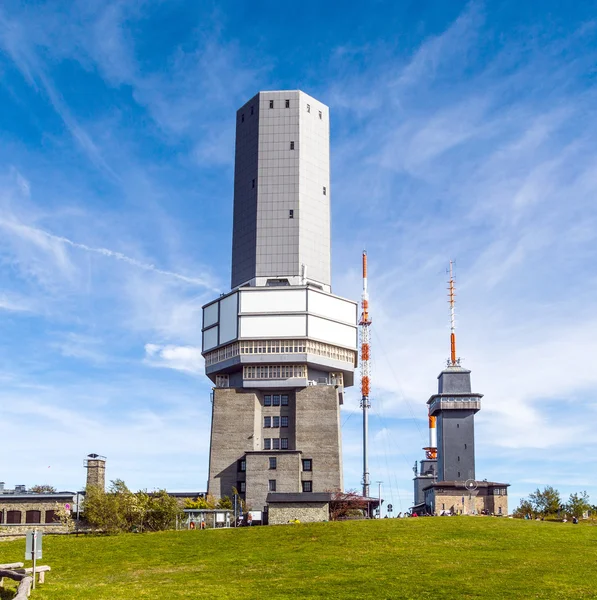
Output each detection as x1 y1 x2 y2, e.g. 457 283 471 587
359 251 372 498
448 260 459 366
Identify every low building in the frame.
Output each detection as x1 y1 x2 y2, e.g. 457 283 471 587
266 492 332 524
424 481 510 516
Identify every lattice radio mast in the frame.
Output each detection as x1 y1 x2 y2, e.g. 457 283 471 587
359 251 372 498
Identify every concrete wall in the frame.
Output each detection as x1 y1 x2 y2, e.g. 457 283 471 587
208 385 342 511
295 385 342 493
431 490 509 516
268 502 329 524
437 410 476 481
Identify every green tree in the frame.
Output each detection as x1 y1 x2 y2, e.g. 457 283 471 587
512 498 535 519
216 496 233 510
30 484 57 494
565 491 591 518
184 495 216 510
529 486 562 517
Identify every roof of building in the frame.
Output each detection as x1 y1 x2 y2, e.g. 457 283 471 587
0 492 77 501
266 493 332 503
422 480 510 492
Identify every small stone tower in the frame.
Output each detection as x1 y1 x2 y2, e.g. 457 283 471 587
84 454 106 490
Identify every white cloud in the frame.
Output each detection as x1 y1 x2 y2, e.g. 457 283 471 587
144 343 203 375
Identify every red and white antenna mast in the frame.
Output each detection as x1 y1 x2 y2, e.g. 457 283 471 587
448 260 459 366
359 251 372 498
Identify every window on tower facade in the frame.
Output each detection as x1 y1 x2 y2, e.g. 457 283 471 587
264 395 272 406
241 114 244 122
323 186 327 195
281 416 288 427
285 99 290 108
269 457 277 470
273 395 281 406
269 100 274 108
290 141 295 150
264 416 271 428
238 459 246 472
281 438 288 449
264 438 271 450
273 416 280 428
307 103 311 113
302 481 312 492
269 480 276 492
239 481 246 493
272 438 280 450
302 459 312 471
281 395 289 406
252 179 255 188
251 106 254 115
319 110 322 119
289 210 294 219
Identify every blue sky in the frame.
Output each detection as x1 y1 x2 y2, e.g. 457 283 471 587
1 0 596 513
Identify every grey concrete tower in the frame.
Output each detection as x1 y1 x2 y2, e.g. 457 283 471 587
202 91 357 514
427 366 482 482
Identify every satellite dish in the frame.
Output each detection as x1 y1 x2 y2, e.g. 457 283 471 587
465 479 478 491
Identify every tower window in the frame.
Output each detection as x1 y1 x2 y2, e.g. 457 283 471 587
323 186 327 195
302 481 312 492
251 106 254 115
239 481 246 493
269 480 276 491
281 416 289 427
264 438 271 450
290 141 295 150
289 210 294 219
281 438 288 449
252 179 255 189
285 99 290 108
319 110 322 119
273 416 280 428
458 456 460 462
269 100 274 109
464 443 467 449
273 395 281 406
458 471 461 478
272 438 280 450
281 395 289 405
302 459 312 471
457 424 459 428
264 395 272 406
269 457 277 470
307 104 310 113
238 459 246 472
264 416 271 428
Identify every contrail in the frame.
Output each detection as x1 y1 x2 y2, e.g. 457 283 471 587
1 217 215 289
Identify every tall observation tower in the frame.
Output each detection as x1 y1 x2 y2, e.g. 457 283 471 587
201 91 358 514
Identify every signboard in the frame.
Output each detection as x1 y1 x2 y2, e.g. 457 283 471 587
216 512 225 523
25 531 42 560
249 511 262 521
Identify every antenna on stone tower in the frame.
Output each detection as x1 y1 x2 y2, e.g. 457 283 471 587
447 260 460 367
359 251 372 499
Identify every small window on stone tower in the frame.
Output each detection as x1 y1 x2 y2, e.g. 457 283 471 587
323 186 327 195
289 210 294 219
307 104 311 113
319 110 322 119
269 480 276 492
269 457 277 470
290 141 295 150
251 106 254 115
458 456 460 462
285 99 290 108
269 100 274 109
464 443 467 449
302 480 312 492
281 438 288 449
241 114 244 122
458 471 461 478
264 416 271 428
252 179 255 189
264 438 271 450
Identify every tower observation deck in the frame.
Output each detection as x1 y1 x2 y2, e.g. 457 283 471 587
202 91 357 513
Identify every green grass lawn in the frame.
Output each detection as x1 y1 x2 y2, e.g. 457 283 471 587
1 518 596 599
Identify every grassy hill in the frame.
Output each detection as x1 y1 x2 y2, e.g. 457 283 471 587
1 517 595 599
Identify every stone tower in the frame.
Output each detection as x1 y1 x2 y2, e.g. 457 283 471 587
84 454 106 490
202 91 357 513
